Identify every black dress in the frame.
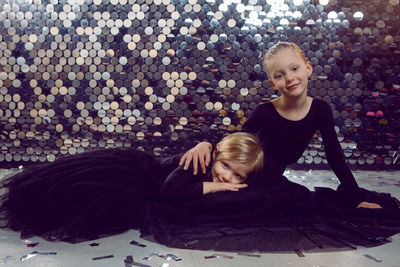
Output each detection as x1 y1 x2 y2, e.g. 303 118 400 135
1 147 400 252
144 169 400 252
243 99 362 205
0 148 183 243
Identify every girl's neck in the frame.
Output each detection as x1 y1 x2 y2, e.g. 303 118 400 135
278 94 309 110
273 95 313 121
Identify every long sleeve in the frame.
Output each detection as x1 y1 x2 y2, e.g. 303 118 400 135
318 101 362 205
159 164 205 201
159 153 183 167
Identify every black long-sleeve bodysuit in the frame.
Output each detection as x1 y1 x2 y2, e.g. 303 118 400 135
242 99 361 205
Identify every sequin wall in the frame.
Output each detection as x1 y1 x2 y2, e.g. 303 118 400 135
0 0 399 168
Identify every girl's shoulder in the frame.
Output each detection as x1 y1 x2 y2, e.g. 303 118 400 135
312 98 328 106
253 100 275 112
309 98 331 114
309 99 335 126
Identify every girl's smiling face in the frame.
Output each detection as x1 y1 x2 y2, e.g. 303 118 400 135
211 160 251 184
265 48 313 99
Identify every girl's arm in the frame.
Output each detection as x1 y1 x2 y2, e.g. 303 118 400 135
160 165 203 200
318 101 381 208
160 165 246 201
203 182 247 194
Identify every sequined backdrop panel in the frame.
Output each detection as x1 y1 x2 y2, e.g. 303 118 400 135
0 0 399 168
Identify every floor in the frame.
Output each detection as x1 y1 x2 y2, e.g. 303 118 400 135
0 168 399 267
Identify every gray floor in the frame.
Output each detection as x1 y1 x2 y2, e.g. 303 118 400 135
1 168 399 267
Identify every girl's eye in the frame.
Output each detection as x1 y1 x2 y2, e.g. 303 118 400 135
274 74 282 79
293 66 298 71
222 162 228 168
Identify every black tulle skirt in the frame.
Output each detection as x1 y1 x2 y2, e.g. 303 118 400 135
141 179 400 252
1 149 400 252
0 148 165 243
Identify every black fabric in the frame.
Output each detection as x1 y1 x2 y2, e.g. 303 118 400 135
0 148 182 243
1 147 400 253
142 184 400 252
160 164 206 200
243 99 362 205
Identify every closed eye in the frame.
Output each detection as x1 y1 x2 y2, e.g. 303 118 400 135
234 173 242 180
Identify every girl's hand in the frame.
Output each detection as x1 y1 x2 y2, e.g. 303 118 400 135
357 201 382 209
179 142 212 175
203 182 248 195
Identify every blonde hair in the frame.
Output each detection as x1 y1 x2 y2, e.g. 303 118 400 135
263 42 307 76
213 132 264 175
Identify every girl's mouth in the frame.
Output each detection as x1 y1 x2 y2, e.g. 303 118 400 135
287 84 299 90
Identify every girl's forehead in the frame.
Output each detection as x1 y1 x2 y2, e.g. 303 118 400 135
266 48 304 72
229 160 252 172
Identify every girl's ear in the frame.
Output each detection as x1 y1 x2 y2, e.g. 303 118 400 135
268 79 277 90
306 61 313 77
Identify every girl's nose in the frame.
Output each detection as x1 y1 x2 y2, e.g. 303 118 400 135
286 73 294 81
222 171 232 182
